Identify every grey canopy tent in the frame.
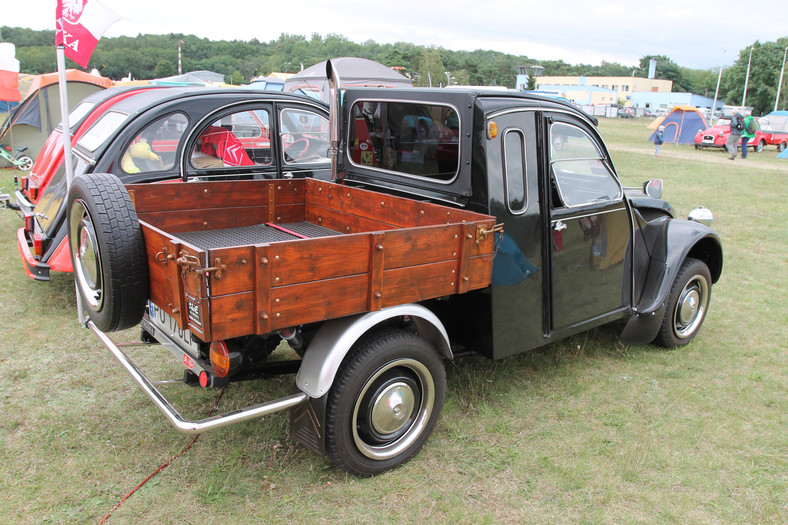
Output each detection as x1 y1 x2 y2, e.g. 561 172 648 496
283 57 412 102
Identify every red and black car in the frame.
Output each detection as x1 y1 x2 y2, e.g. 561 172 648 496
13 87 330 280
693 116 768 152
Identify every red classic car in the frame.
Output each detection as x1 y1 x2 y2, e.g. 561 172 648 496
693 116 768 152
757 111 788 151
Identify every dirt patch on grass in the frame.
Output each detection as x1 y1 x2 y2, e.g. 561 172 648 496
608 143 785 173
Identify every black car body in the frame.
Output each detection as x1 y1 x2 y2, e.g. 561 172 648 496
15 87 330 280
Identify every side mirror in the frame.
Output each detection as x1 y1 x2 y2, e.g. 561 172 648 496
643 179 663 199
688 206 713 227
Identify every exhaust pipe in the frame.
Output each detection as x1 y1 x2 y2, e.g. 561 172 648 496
326 59 342 182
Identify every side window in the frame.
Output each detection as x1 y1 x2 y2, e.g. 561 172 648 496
280 108 330 165
347 101 459 180
121 113 187 174
549 121 621 207
503 129 527 214
191 108 272 169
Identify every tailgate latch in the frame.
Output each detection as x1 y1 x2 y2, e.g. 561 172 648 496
176 253 227 279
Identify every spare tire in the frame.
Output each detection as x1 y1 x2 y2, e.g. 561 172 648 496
67 173 149 332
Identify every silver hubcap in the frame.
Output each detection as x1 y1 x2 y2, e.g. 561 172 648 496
352 358 435 460
69 200 103 309
370 382 416 435
674 275 709 339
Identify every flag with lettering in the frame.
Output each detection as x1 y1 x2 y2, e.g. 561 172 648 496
55 0 119 68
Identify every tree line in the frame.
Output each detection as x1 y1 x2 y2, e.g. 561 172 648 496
2 27 786 115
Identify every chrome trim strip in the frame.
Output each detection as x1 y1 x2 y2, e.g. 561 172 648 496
86 319 308 434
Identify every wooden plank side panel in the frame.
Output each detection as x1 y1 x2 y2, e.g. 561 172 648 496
208 292 256 341
137 205 270 233
467 255 494 292
305 179 494 229
269 234 372 285
207 245 256 296
379 261 458 308
270 274 370 330
383 224 463 270
128 180 276 214
304 204 395 234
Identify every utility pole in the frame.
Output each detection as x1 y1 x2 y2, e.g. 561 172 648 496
178 40 183 75
776 47 787 112
741 47 753 109
711 49 726 122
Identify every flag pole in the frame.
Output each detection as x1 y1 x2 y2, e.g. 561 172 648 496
56 45 84 323
56 46 75 190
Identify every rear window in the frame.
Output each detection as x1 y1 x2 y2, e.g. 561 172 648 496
77 111 128 152
347 101 459 181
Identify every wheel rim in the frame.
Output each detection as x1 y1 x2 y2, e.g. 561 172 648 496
19 156 33 171
352 358 435 460
69 200 103 309
673 274 709 339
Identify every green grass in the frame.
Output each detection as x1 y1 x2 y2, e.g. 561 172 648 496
1 118 786 524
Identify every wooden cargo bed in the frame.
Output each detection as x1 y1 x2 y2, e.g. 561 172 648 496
127 178 497 343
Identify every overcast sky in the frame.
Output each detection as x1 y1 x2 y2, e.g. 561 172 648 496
5 0 786 71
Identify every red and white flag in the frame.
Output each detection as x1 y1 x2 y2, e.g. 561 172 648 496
55 0 119 68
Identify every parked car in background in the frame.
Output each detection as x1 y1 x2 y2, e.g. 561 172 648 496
757 113 788 151
11 87 330 281
693 116 767 152
617 107 634 118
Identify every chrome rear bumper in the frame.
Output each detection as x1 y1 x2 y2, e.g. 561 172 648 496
85 319 308 434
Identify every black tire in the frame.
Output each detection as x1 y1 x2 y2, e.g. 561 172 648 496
325 329 446 476
67 173 149 332
655 258 712 347
778 142 787 152
755 140 765 153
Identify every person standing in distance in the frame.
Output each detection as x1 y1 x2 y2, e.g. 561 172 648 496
740 114 758 159
726 113 744 160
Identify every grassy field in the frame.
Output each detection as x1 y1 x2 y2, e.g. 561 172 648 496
0 118 786 524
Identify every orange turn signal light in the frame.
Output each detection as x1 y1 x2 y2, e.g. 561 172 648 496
209 341 231 378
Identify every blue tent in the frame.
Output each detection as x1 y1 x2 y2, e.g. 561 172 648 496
648 105 709 145
777 148 788 159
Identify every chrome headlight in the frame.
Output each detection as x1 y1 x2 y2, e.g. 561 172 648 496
688 206 713 226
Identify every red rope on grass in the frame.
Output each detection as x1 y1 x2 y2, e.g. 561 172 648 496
98 386 226 524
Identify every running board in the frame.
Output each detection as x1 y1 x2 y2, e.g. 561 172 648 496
85 319 308 435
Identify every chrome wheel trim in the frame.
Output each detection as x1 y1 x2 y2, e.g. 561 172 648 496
673 274 709 339
69 200 103 309
352 358 435 460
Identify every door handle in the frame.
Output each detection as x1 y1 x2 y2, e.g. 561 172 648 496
553 220 567 232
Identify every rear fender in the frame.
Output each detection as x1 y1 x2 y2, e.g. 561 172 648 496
296 304 451 399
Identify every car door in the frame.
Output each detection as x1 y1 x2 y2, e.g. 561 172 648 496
545 114 632 334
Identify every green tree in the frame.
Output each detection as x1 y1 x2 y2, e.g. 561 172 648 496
635 55 691 92
416 47 446 87
154 59 176 78
722 39 788 114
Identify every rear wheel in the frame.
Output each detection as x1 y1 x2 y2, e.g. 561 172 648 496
778 142 787 152
655 258 712 347
67 173 148 332
325 329 446 476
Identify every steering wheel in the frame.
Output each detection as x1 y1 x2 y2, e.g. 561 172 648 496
284 138 310 162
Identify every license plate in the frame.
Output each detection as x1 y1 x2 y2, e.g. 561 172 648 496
146 301 202 356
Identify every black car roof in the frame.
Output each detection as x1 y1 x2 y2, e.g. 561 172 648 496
74 86 328 160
